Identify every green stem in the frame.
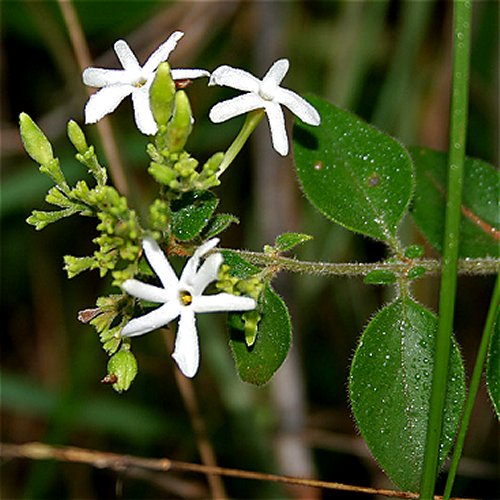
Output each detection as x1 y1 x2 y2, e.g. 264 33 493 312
443 274 500 499
419 1 472 498
216 110 265 178
230 251 499 277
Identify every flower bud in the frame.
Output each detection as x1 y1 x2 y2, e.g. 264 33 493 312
19 112 54 165
107 345 138 392
165 90 193 152
150 62 176 127
67 120 89 154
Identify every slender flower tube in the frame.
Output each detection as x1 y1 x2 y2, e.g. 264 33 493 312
83 32 209 135
121 237 256 377
208 59 320 156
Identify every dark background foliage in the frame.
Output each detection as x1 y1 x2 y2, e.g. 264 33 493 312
1 1 498 498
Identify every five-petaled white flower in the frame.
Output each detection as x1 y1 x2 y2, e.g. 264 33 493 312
83 31 209 135
121 237 256 378
208 59 320 156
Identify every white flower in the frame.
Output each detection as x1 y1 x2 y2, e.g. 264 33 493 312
83 32 210 135
121 237 256 377
208 59 320 156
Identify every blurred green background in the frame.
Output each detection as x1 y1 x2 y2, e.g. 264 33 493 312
1 1 498 498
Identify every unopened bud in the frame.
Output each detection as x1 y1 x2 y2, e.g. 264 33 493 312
107 345 138 392
19 112 54 165
165 90 193 152
150 62 176 127
67 120 89 154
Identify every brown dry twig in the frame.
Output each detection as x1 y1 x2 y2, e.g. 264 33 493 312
0 442 476 500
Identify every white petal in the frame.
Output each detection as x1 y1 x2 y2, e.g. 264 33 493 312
143 31 184 74
189 253 223 296
114 40 141 71
142 237 179 289
122 302 180 337
275 88 320 125
82 68 131 87
209 93 264 123
131 86 157 135
84 85 134 124
172 308 199 377
193 293 256 313
179 238 219 285
171 68 211 80
263 58 289 86
122 279 171 303
209 65 260 93
264 101 289 156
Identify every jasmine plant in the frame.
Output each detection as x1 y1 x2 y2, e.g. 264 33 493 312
19 14 499 498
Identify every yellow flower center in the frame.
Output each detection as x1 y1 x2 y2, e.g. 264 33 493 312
134 76 148 88
179 290 193 306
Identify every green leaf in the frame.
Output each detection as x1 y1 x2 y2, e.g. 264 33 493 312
363 269 397 285
486 310 500 419
349 297 465 490
274 232 313 252
202 213 239 239
230 284 291 385
293 95 413 245
170 191 218 241
220 250 260 279
410 146 499 257
26 208 77 230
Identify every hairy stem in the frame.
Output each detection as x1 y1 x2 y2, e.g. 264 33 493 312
230 250 498 277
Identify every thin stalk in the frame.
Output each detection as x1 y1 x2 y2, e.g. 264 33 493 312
443 275 500 499
419 1 472 498
216 110 265 178
57 0 130 197
163 330 227 499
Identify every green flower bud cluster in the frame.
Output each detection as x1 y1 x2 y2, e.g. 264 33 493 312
65 184 141 283
217 263 264 347
148 144 223 193
21 114 143 285
148 199 170 235
147 67 224 193
216 263 263 301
